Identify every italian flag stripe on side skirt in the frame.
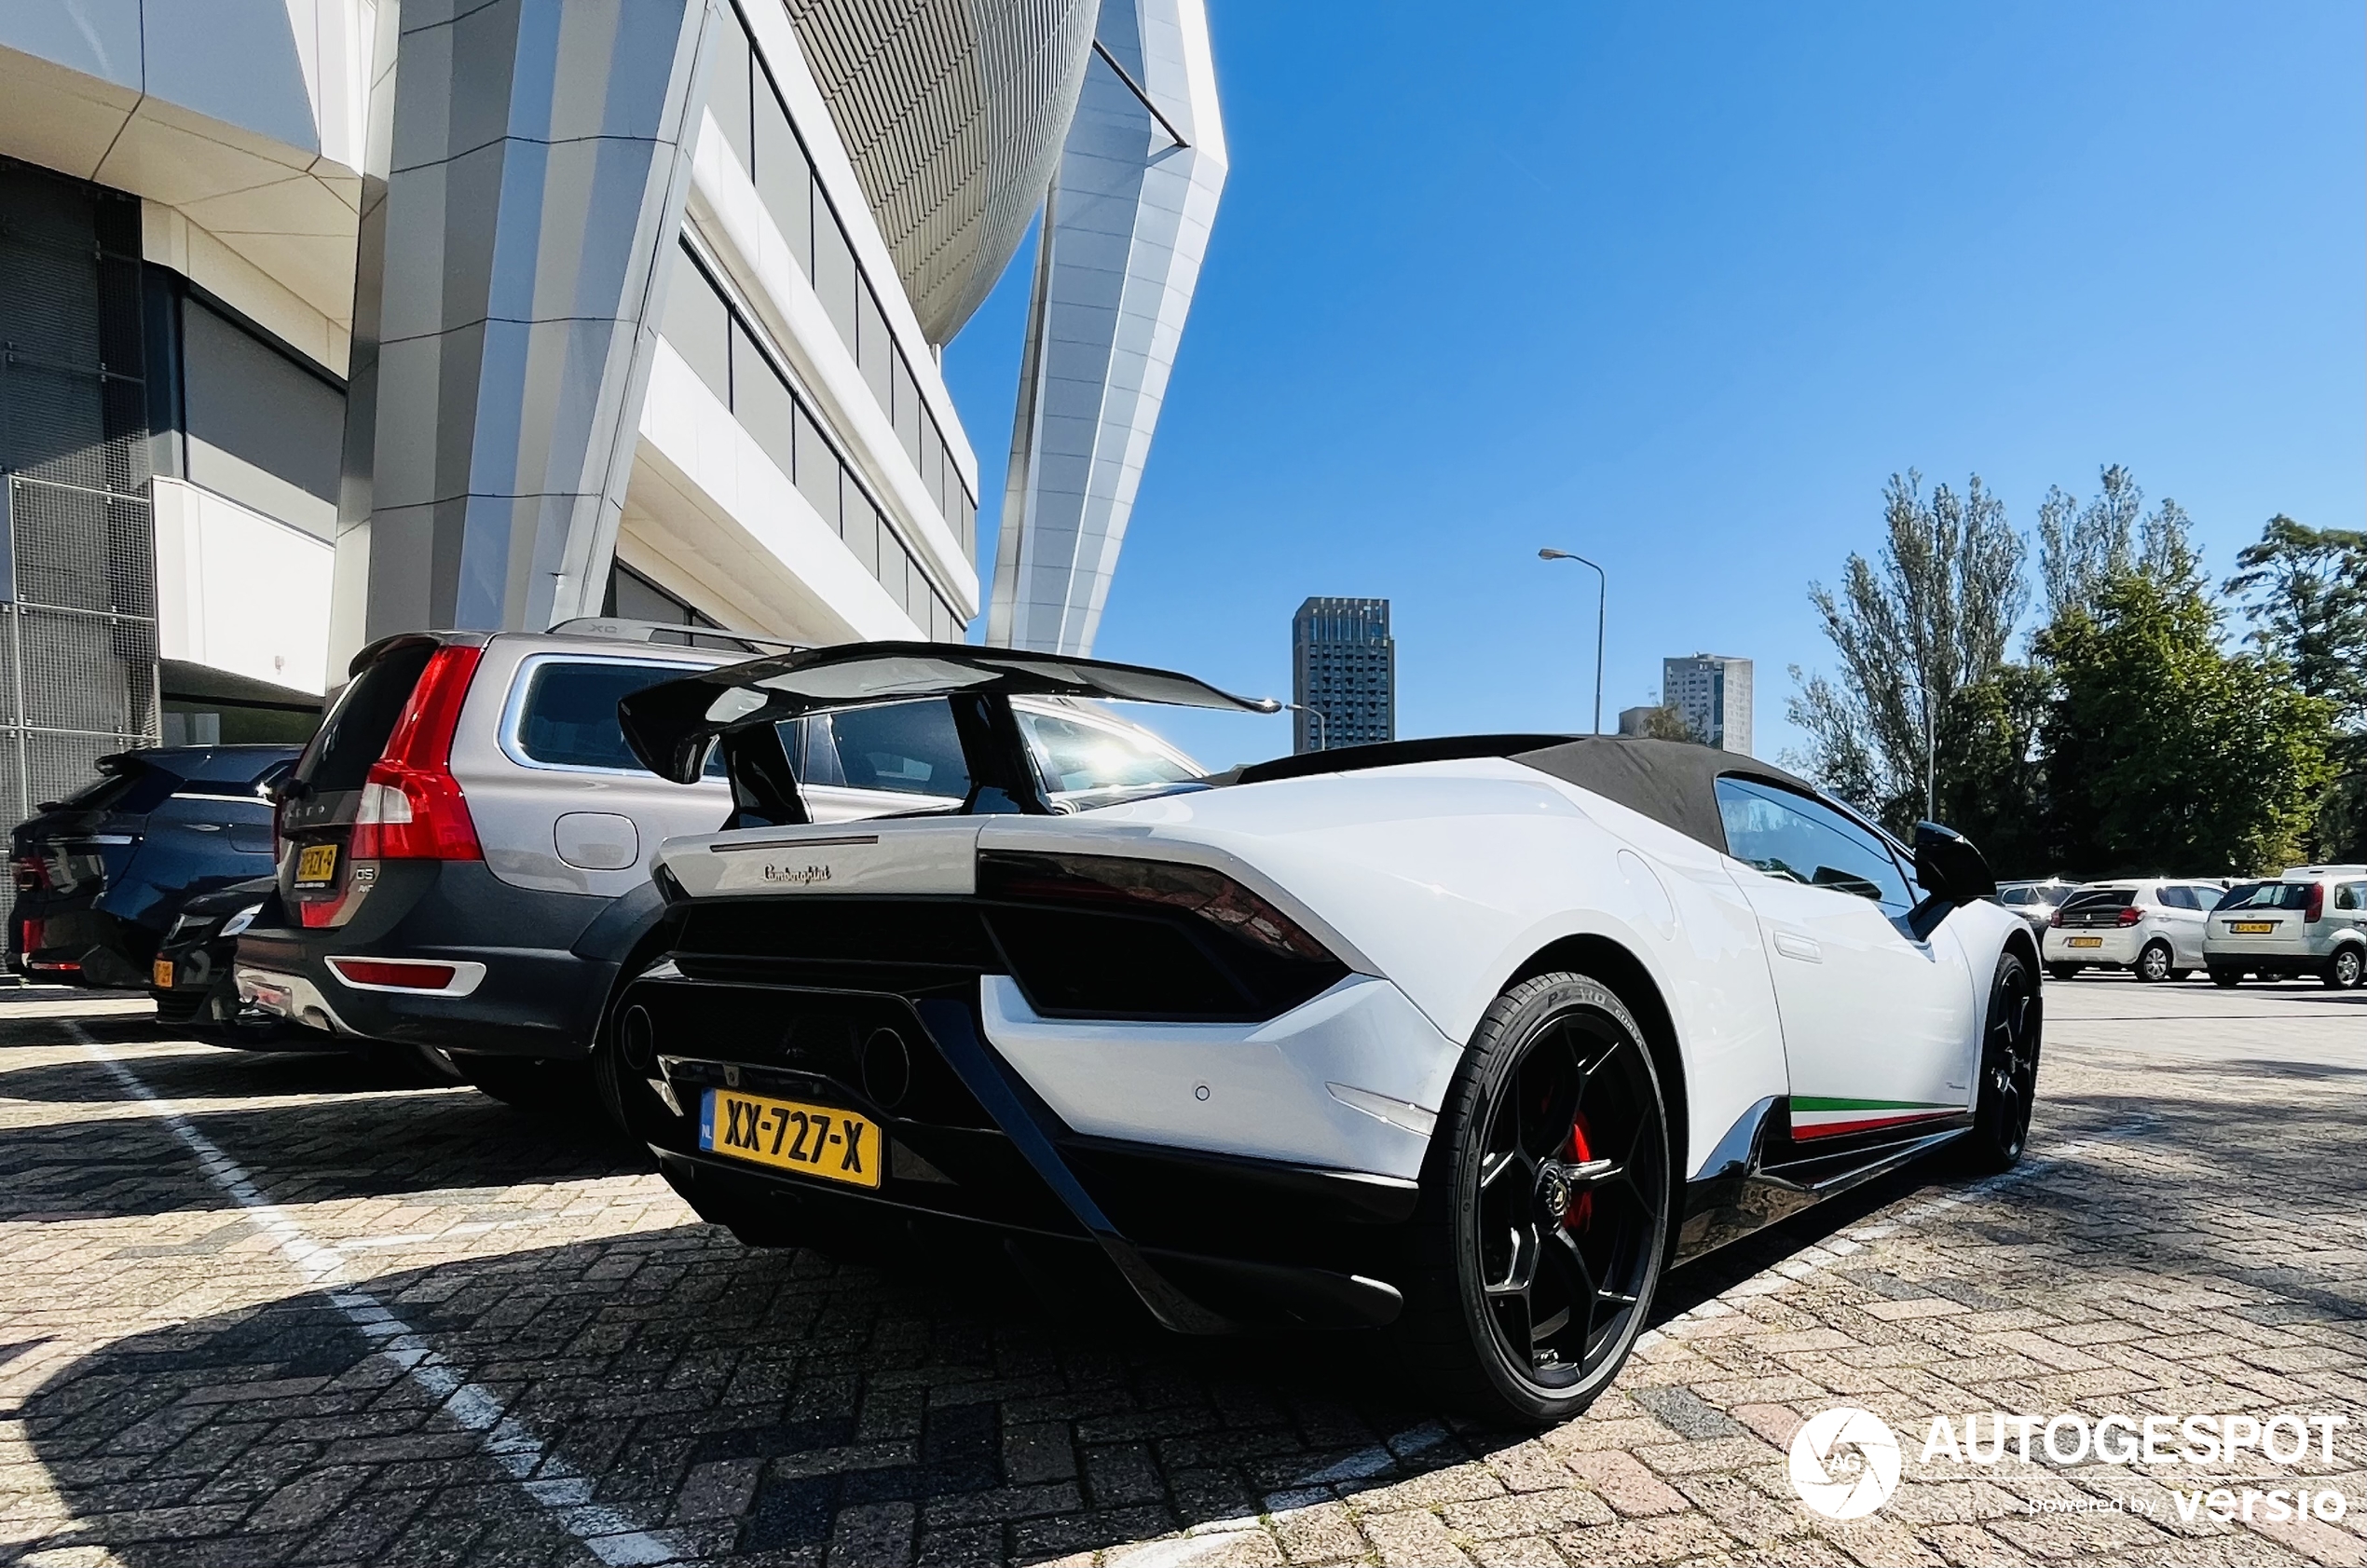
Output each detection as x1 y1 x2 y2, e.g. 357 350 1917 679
1789 1096 1962 1139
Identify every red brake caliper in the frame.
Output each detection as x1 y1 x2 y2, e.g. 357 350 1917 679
1561 1114 1595 1230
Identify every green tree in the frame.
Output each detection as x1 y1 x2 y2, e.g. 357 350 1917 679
2223 515 2367 723
2223 516 2367 862
1931 664 2052 878
1631 702 1703 743
1786 471 2026 830
2037 464 2197 622
2041 570 2336 877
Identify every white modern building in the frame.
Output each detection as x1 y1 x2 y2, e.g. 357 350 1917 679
0 0 1223 820
1661 653 1753 756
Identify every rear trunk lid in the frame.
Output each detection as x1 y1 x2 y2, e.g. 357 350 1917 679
276 637 470 927
2210 883 2311 948
660 817 984 899
2054 891 2137 930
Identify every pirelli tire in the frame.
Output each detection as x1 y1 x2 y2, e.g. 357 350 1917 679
1394 972 1672 1425
1962 948 2041 1173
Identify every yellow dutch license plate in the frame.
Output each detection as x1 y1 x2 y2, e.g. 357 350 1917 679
2067 936 2103 948
700 1088 881 1189
2230 921 2277 934
295 842 338 886
152 959 173 988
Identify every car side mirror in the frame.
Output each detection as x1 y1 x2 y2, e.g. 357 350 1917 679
1913 821 1996 907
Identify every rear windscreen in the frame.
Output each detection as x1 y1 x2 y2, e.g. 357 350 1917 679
295 643 435 792
518 661 704 771
2062 889 2135 911
2216 882 2310 912
174 756 296 795
41 761 172 816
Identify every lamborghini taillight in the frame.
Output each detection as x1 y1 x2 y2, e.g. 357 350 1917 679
976 851 1348 1021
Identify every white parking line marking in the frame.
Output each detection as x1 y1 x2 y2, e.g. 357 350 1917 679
71 1027 698 1566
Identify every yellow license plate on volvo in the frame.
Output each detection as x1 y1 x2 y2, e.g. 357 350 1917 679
295 842 338 886
700 1088 881 1189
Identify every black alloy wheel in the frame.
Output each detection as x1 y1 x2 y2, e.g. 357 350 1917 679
1402 973 1670 1423
2327 947 2364 990
1964 950 2040 1171
2134 941 2173 984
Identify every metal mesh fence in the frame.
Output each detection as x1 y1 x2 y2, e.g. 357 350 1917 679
0 157 157 845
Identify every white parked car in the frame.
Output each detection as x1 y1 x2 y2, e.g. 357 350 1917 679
1993 878 2079 938
2041 879 2225 982
2204 867 2367 989
603 644 2040 1424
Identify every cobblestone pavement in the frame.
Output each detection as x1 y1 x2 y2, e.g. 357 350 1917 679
1 975 2361 1568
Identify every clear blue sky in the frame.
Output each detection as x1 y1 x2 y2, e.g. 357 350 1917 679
943 1 2365 771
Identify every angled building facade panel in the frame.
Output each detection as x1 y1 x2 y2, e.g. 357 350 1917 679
786 0 1099 344
0 0 1222 804
331 0 719 664
989 0 1225 657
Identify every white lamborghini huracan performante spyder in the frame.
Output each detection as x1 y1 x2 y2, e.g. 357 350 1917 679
610 644 2041 1422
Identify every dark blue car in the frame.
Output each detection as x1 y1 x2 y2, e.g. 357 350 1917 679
9 746 299 990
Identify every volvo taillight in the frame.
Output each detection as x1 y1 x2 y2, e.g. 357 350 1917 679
349 645 484 862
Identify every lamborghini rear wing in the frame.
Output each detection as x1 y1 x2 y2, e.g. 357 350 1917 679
617 640 1278 824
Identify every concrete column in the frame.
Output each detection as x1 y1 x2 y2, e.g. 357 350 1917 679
331 0 717 670
988 0 1226 657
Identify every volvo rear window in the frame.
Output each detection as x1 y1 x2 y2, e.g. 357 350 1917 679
295 642 435 792
2216 882 2310 912
517 660 708 771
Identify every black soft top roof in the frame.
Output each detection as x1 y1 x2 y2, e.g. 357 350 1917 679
1233 734 1822 854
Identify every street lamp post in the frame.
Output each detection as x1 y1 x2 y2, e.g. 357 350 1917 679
1284 702 1329 753
1539 547 1607 735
